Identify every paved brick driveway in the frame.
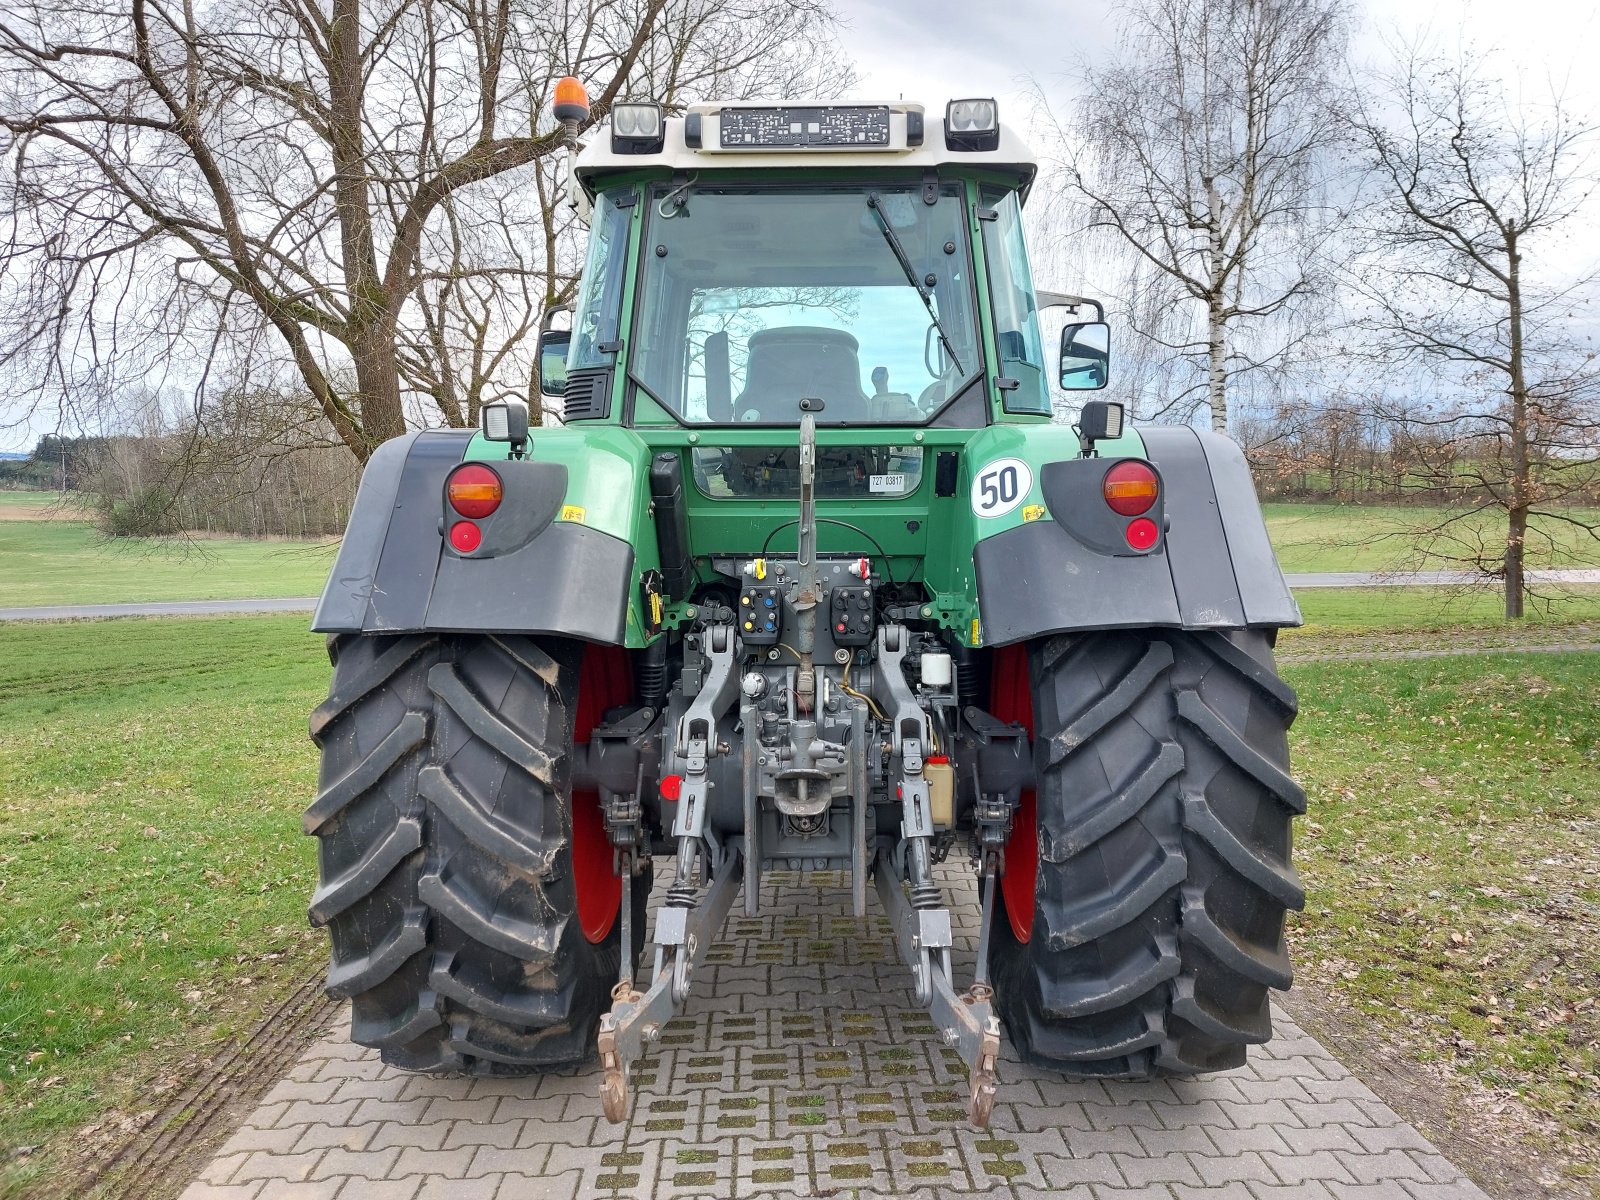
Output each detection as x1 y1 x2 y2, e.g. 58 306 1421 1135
180 866 1490 1200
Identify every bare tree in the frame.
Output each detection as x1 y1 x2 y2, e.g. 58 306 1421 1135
0 0 852 463
1348 45 1600 617
1046 0 1350 432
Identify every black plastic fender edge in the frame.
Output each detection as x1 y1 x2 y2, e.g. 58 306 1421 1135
311 429 634 644
973 425 1300 647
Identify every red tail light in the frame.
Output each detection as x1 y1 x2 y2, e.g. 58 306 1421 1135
449 521 482 552
1102 461 1159 516
1125 517 1160 550
447 464 502 518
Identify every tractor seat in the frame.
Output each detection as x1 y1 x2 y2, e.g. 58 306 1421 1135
734 327 870 422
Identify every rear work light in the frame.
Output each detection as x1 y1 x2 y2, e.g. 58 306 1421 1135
611 102 665 154
1102 461 1159 516
446 464 502 519
945 98 1000 151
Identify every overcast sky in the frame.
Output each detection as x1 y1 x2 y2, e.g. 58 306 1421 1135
842 0 1600 136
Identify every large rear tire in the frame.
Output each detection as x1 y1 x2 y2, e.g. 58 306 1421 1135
989 629 1304 1077
305 633 648 1074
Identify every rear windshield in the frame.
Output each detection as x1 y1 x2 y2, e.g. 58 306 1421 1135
629 184 980 426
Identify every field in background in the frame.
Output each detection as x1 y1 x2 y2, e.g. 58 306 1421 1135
1 490 1598 612
0 491 94 520
0 505 335 607
1264 503 1600 573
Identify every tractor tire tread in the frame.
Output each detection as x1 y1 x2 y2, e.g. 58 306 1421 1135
994 628 1299 1079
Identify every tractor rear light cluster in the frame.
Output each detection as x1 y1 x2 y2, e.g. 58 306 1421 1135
447 464 503 518
1102 461 1159 516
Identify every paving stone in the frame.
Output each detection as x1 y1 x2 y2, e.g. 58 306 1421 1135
1184 1151 1278 1185
1259 1148 1358 1185
1400 1181 1492 1199
172 865 1487 1200
1039 1152 1128 1188
1348 1124 1441 1154
1115 1151 1202 1187
1170 1185 1257 1200
1089 1184 1179 1199
217 1126 305 1156
196 1152 253 1185
178 1183 265 1200
232 1149 328 1184
368 1123 452 1153
414 1176 501 1200
307 1147 401 1182
493 1170 582 1199
1327 1183 1425 1200
1131 1125 1218 1156
329 1178 421 1200
1336 1148 1440 1185
442 1118 525 1151
255 1181 342 1200
389 1146 479 1179
1279 1123 1367 1154
1246 1183 1337 1200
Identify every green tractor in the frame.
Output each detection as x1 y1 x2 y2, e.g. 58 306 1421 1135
305 95 1304 1128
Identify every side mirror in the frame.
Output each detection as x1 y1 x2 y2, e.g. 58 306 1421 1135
480 398 530 447
537 329 570 398
1059 320 1109 390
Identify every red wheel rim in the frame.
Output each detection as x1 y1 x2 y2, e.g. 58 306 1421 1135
990 644 1037 943
572 644 632 943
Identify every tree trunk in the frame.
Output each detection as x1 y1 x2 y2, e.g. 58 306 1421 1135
1207 296 1227 433
328 0 404 457
1505 235 1528 620
1204 176 1228 434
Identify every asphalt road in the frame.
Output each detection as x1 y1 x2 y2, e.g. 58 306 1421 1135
3 569 1599 622
0 596 324 621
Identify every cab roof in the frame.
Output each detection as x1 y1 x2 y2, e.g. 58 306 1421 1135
572 100 1038 199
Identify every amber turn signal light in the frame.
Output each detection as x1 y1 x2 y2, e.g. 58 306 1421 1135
1102 460 1159 516
446 464 502 519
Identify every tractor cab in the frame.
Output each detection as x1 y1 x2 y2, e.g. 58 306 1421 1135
536 99 1110 432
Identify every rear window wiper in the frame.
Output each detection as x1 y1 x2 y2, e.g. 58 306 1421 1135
866 193 964 376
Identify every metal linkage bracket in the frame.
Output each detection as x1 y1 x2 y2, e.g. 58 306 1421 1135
599 841 744 1123
874 851 1003 1129
668 624 739 844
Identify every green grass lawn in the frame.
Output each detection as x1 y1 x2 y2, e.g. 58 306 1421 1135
1283 650 1600 1182
1285 585 1600 641
0 519 336 607
1264 502 1600 573
0 617 328 1194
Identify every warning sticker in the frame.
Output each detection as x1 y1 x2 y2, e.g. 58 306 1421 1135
560 505 586 523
